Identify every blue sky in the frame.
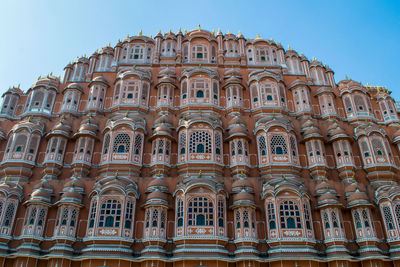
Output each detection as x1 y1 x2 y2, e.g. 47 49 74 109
0 0 399 99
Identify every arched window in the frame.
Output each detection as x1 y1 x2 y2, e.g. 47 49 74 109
215 132 222 155
217 198 224 228
103 134 110 154
371 136 386 157
152 210 159 227
14 135 27 152
196 90 204 98
188 197 213 226
267 202 276 229
124 200 134 229
258 135 267 156
189 131 212 154
182 81 188 100
251 85 258 103
344 96 353 114
279 200 301 229
255 46 269 63
2 202 16 227
177 199 184 227
88 198 97 228
382 205 395 230
112 133 131 153
354 95 367 112
134 135 142 155
360 139 371 158
179 132 186 155
98 199 122 228
192 45 208 61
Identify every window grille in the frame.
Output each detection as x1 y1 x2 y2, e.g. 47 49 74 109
177 199 184 227
323 211 330 229
188 197 213 226
2 202 15 227
99 199 122 228
279 200 301 229
189 131 211 153
258 136 267 156
103 134 110 154
88 199 97 228
179 132 186 154
270 135 288 155
382 205 395 230
112 133 131 153
217 198 224 227
152 209 159 227
267 202 276 229
215 132 222 155
290 135 297 157
134 135 142 155
125 200 134 229
303 202 312 230
371 137 386 156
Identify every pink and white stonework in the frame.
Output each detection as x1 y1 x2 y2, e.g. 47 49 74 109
0 27 399 267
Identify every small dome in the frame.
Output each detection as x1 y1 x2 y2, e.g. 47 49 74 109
393 129 400 144
64 175 85 189
145 189 168 207
232 189 255 207
158 67 176 78
29 178 53 204
224 68 242 79
89 76 109 87
61 188 83 202
48 118 72 137
75 116 99 138
315 180 334 194
227 116 248 139
232 178 253 191
348 189 369 204
147 177 169 192
2 87 23 97
62 83 83 94
154 114 173 126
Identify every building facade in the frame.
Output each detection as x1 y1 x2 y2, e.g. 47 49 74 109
0 27 399 267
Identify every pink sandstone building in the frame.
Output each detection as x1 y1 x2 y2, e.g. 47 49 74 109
0 27 399 267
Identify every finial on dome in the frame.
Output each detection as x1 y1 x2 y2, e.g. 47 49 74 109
198 24 201 30
115 170 119 178
185 28 187 34
227 29 230 34
198 170 202 177
287 45 291 50
27 116 32 122
178 27 182 32
256 34 260 39
238 31 242 36
126 34 129 39
150 35 152 38
217 28 221 34
158 29 161 34
125 110 129 118
139 30 143 36
169 29 172 34
212 29 215 35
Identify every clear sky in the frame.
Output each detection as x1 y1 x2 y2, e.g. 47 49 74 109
0 0 399 99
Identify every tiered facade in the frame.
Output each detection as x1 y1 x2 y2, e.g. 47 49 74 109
0 27 400 267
